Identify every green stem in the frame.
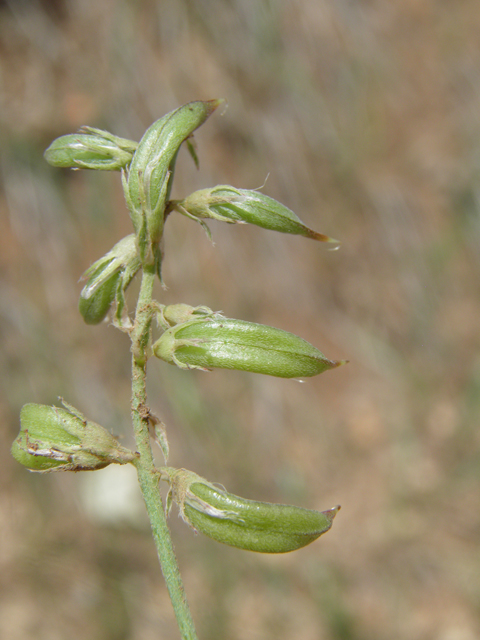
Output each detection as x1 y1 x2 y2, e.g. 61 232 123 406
130 264 198 640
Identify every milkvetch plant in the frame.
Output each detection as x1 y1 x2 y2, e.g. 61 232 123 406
13 100 344 640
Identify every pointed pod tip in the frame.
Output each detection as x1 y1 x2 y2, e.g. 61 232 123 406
205 98 226 115
332 359 349 369
322 504 341 523
307 229 340 244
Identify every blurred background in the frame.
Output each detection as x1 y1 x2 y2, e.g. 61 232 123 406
1 1 479 638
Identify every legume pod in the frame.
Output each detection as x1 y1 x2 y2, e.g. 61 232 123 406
11 401 136 473
78 234 141 325
186 483 340 553
153 316 344 378
124 100 223 262
44 127 137 170
163 468 340 554
176 185 337 243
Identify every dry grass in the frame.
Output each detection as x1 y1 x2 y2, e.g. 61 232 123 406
1 1 480 638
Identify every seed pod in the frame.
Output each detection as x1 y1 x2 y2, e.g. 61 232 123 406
44 127 137 171
11 401 136 473
164 468 340 553
79 234 141 325
125 100 223 263
79 270 120 326
174 185 338 243
153 317 344 378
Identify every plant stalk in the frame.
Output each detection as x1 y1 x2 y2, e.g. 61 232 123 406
131 264 198 640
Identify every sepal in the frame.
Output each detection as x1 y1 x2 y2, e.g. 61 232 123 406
156 303 218 330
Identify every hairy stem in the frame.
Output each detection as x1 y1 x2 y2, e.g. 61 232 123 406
131 264 198 640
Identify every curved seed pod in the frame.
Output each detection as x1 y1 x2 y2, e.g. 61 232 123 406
44 127 137 171
79 234 141 325
11 401 136 473
174 185 338 243
125 100 223 263
164 468 340 553
153 317 344 378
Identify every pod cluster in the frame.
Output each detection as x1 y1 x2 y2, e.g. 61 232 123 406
39 102 344 556
46 101 223 326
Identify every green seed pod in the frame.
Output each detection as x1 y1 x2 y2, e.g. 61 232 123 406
11 401 136 473
79 234 141 325
163 468 340 553
174 185 338 243
79 270 120 326
44 127 137 171
153 317 344 378
125 100 223 264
